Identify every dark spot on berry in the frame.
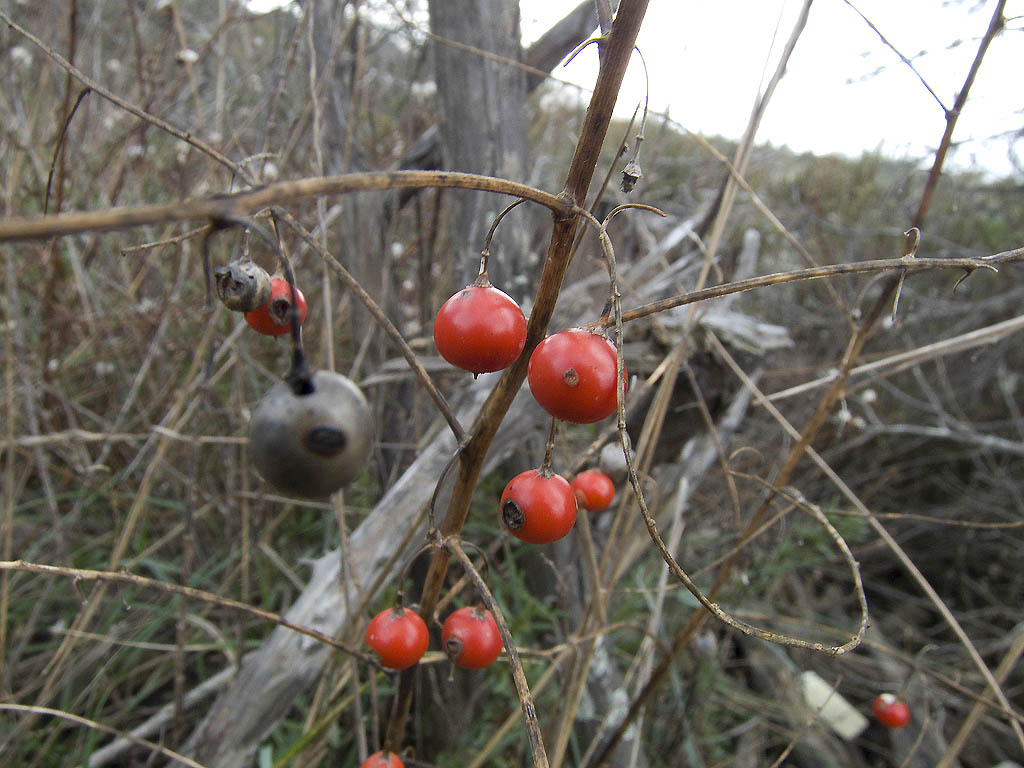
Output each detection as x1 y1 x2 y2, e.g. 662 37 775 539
444 635 464 663
564 368 579 387
304 425 348 456
269 297 292 326
501 499 525 531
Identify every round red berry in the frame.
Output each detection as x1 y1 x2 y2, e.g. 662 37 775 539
365 606 429 670
360 750 404 768
441 606 503 669
245 274 307 336
500 469 577 544
433 283 527 374
528 328 625 423
872 693 910 729
571 469 616 511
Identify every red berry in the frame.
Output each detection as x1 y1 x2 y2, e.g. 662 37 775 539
365 606 429 670
245 275 307 336
360 750 404 768
433 282 527 374
500 469 577 544
872 693 911 729
441 606 503 669
528 328 625 423
571 469 616 511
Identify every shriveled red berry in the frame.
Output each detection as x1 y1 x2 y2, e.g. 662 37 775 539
365 606 429 670
528 328 625 423
245 274 307 336
214 258 272 312
442 606 502 669
500 469 577 544
433 282 527 374
571 469 616 511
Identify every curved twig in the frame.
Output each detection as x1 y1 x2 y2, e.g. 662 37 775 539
602 251 1017 327
706 331 1024 751
444 538 549 768
0 703 207 768
0 171 573 242
478 198 528 278
0 560 381 668
588 209 866 656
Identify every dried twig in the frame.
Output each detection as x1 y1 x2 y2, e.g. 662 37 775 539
0 559 379 666
0 171 572 242
0 703 207 768
445 538 549 768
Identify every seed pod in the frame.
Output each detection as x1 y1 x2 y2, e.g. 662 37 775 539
620 158 642 193
248 370 373 498
214 258 273 312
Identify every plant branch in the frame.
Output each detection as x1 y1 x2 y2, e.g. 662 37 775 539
445 538 549 768
0 171 573 242
385 1 651 758
0 560 379 667
606 251 1017 326
0 703 207 768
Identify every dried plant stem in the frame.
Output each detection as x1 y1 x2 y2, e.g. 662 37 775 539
0 171 572 242
704 0 813 270
938 626 1024 768
446 539 549 768
479 198 528 277
707 332 1024 752
0 703 207 768
609 251 1015 325
914 0 1005 226
466 654 567 768
384 2 651 757
0 559 378 665
598 210 869 655
0 10 249 183
767 311 1024 402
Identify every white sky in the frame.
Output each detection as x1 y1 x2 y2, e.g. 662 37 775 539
247 0 1023 177
521 0 1023 178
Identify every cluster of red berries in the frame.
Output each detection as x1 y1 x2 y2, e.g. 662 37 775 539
434 276 624 546
498 466 616 544
364 603 502 672
433 279 625 424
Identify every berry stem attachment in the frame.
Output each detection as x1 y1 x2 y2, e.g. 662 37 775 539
392 543 437 610
278 255 314 395
428 442 469 534
540 416 558 475
478 197 527 279
591 204 665 326
200 219 234 309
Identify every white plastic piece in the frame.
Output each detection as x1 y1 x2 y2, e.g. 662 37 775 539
798 670 869 741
